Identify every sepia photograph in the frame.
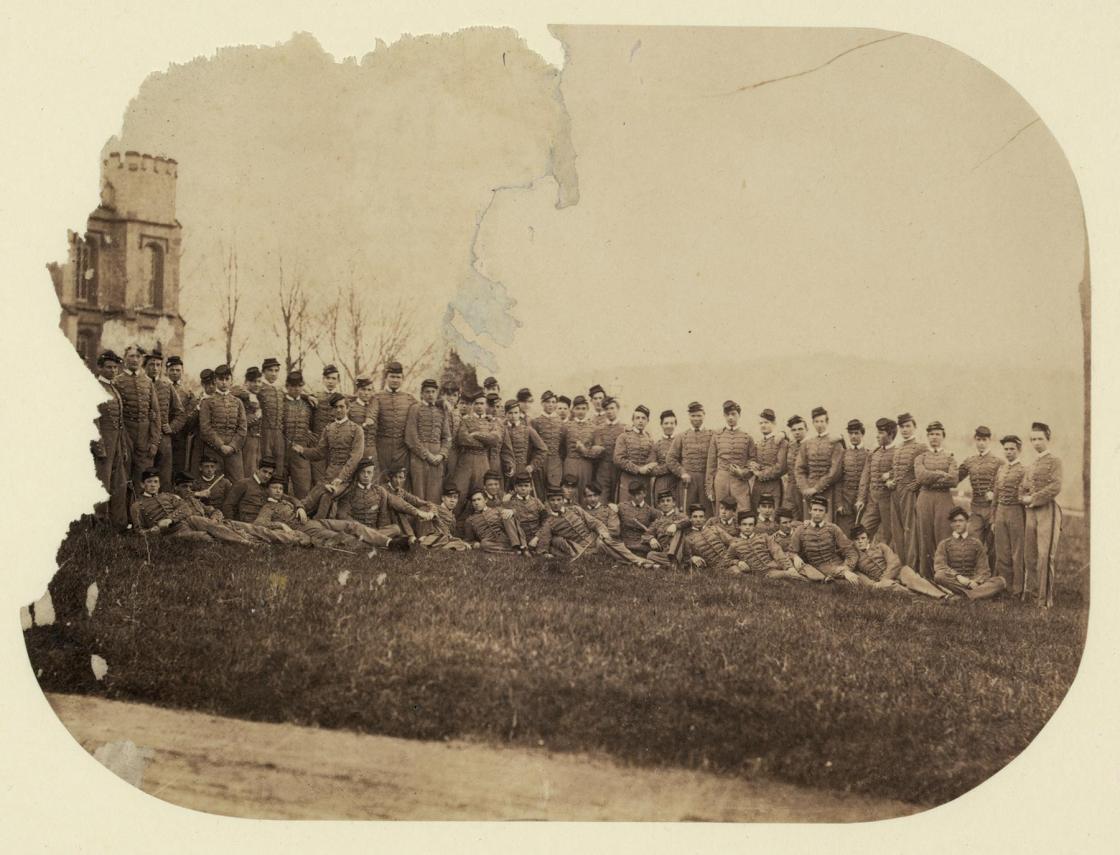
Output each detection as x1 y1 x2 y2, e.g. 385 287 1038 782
5 5 1108 837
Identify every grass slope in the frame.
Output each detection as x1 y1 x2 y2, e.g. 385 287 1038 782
26 517 1089 807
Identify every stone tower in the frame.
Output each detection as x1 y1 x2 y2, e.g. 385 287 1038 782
49 150 186 367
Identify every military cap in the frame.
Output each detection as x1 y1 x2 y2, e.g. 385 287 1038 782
201 453 221 464
327 392 347 407
723 400 740 414
557 395 572 406
974 425 992 439
787 414 805 428
660 409 676 422
261 357 280 370
468 488 487 501
1031 421 1051 437
504 399 520 413
719 498 738 509
547 486 565 498
846 419 865 433
687 503 705 514
285 370 304 386
757 495 775 507
926 421 945 434
561 474 579 487
516 387 533 402
513 472 532 484
897 412 916 426
486 392 501 404
245 366 262 381
875 417 897 432
355 375 374 389
809 494 829 508
571 395 588 407
482 471 503 483
737 509 757 522
656 490 674 501
442 484 460 496
385 361 404 374
258 457 277 470
540 389 557 402
267 475 286 487
214 364 232 378
759 408 776 422
948 506 968 521
97 350 122 365
172 470 194 486
322 364 339 376
470 389 487 402
140 468 160 480
811 406 828 419
200 368 215 383
387 464 408 476
687 401 704 414
355 457 377 471
589 384 605 397
602 396 617 408
421 378 439 391
440 381 460 394
1001 434 1022 447
777 507 794 520
850 525 868 539
165 355 183 367
634 404 650 417
142 351 163 365
483 376 499 388
585 482 603 495
627 480 647 494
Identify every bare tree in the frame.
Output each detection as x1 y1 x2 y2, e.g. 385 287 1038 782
213 239 248 371
272 254 322 373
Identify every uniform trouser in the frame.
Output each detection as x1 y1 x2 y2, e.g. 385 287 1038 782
94 432 130 529
377 437 409 485
284 447 313 499
155 433 174 487
1024 503 1062 606
968 503 996 556
653 473 679 505
558 535 647 566
595 460 620 504
713 470 753 513
892 487 920 570
751 478 783 512
617 472 651 506
188 427 204 478
214 448 245 483
419 530 471 550
260 426 285 473
993 504 1026 594
934 569 1008 601
320 519 400 548
124 424 156 489
409 453 445 504
855 566 948 599
171 432 191 476
834 496 859 537
862 492 893 548
915 488 954 579
562 457 596 508
765 559 828 582
304 482 342 520
172 515 255 545
454 449 493 512
679 471 712 517
814 560 859 582
243 435 260 476
782 475 803 521
533 453 563 498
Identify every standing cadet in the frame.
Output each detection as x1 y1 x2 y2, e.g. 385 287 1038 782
782 415 808 521
588 384 607 423
349 375 378 457
788 495 860 583
835 419 869 536
499 400 547 486
440 383 464 478
651 409 679 505
368 361 417 484
238 366 263 474
530 390 564 498
795 406 843 522
144 350 180 489
485 392 502 423
452 391 504 503
857 418 897 548
164 355 194 477
258 357 285 477
114 344 161 489
92 350 130 529
913 421 959 579
516 388 534 420
188 368 216 477
933 507 1007 601
957 426 1002 555
280 371 315 498
1020 422 1063 607
309 365 343 484
613 405 657 500
669 402 713 517
198 364 248 482
992 435 1028 594
405 378 452 506
706 400 756 513
291 392 366 518
592 397 626 502
483 376 501 401
560 396 603 505
887 412 928 569
555 395 572 423
749 409 788 511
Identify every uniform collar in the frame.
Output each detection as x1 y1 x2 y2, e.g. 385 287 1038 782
952 531 967 540
98 375 113 386
1006 458 1022 466
1037 450 1051 458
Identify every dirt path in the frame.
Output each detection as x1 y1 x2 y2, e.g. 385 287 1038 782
47 693 920 821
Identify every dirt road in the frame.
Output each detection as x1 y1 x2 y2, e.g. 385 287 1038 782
47 693 920 821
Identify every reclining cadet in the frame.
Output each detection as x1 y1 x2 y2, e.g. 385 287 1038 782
726 509 801 579
254 476 372 552
416 484 472 551
462 488 531 554
679 504 737 572
643 490 689 565
131 469 254 545
850 525 957 601
324 457 429 552
530 488 656 568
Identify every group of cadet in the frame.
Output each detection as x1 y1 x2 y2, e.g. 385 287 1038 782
90 347 1065 606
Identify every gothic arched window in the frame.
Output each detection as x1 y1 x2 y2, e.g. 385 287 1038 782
145 242 165 309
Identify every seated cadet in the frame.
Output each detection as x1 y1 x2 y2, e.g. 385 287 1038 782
787 495 859 583
680 504 737 572
131 469 253 544
582 482 621 537
386 465 437 541
850 525 956 600
706 498 739 536
222 458 286 523
727 510 801 580
481 471 506 508
646 490 688 564
530 489 656 568
559 474 580 506
755 495 780 536
291 392 365 519
462 489 530 554
190 455 232 510
933 506 1008 601
254 477 369 551
170 470 280 545
328 458 428 551
767 506 827 582
618 480 660 556
418 485 472 550
503 472 548 542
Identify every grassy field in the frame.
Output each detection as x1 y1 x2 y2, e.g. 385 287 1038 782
25 516 1089 808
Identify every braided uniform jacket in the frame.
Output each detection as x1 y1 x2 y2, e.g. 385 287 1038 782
504 494 547 537
795 435 843 494
1020 453 1063 508
433 503 462 538
614 429 655 473
254 497 305 525
727 533 792 573
154 378 182 432
457 413 504 452
406 401 451 458
754 433 788 481
531 413 563 458
132 492 194 528
257 381 283 430
683 524 735 569
706 428 757 488
705 517 738 537
191 474 231 509
772 522 803 554
755 518 780 537
199 392 247 452
891 437 929 493
790 521 857 569
958 452 1003 506
113 370 161 449
348 396 377 450
560 419 603 461
652 435 675 476
464 507 518 545
994 460 1027 506
933 533 991 581
585 502 620 537
593 421 627 461
95 379 124 433
649 509 687 542
501 422 546 473
282 395 315 445
221 475 274 522
914 450 958 489
240 392 262 438
536 505 607 549
619 501 660 548
303 419 365 482
310 387 341 437
369 389 417 442
336 482 416 528
858 446 895 504
839 447 869 505
167 382 194 434
854 542 903 582
668 428 713 476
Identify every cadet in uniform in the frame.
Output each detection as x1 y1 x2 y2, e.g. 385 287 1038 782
783 415 808 521
680 505 736 572
555 395 572 423
367 361 417 484
588 384 607 423
788 495 859 583
417 485 472 551
238 366 263 474
516 387 534 419
651 409 679 505
933 507 1006 601
405 378 452 505
834 419 869 535
582 483 621 537
463 489 529 554
258 357 286 476
132 469 254 544
531 489 654 567
706 499 739 536
706 400 756 513
327 458 428 550
992 435 1028 594
291 392 365 518
592 397 626 502
530 390 564 497
144 350 181 490
190 455 232 511
618 480 660 556
560 396 603 505
913 421 959 579
452 391 504 507
750 409 788 511
280 371 316 498
646 490 688 564
165 355 195 476
349 375 377 455
92 350 130 529
850 526 954 600
957 426 1002 555
198 364 248 481
499 400 547 486
857 418 897 547
504 472 548 542
1020 422 1063 607
795 406 843 522
309 364 343 484
726 510 800 580
188 368 216 477
755 495 780 536
114 344 162 489
613 404 657 500
887 412 928 569
668 402 713 517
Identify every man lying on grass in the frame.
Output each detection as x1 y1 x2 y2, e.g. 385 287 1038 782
325 458 425 553
131 469 255 545
726 509 801 579
850 524 956 601
679 504 737 572
530 489 657 567
463 489 531 554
